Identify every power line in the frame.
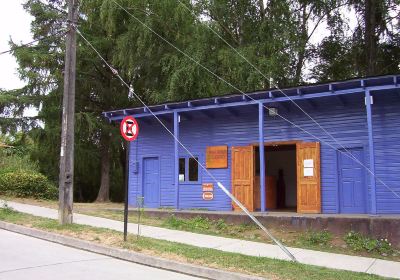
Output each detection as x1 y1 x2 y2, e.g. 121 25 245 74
113 0 400 200
77 0 399 261
175 0 400 199
0 30 66 56
76 27 298 262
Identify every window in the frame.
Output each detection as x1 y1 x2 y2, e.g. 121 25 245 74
188 157 199 181
179 158 185 182
179 156 200 183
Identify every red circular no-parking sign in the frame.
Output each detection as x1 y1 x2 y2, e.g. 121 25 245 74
120 116 139 141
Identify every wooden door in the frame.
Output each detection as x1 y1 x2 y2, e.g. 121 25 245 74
231 146 255 211
296 142 321 213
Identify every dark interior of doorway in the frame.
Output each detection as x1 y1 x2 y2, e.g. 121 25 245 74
255 144 297 211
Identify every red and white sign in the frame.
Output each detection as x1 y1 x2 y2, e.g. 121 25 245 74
202 183 214 192
120 116 139 141
202 192 214 200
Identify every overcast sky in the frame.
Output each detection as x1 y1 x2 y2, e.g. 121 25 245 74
0 0 33 91
0 1 356 92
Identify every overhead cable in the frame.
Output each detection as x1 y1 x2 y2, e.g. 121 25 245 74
76 27 298 262
112 0 400 200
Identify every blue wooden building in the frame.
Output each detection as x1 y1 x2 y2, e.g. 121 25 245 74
104 75 400 214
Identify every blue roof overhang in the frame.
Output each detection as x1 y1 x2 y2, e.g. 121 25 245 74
103 75 400 122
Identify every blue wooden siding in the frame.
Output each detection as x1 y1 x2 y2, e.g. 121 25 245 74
128 90 400 214
372 93 400 214
129 120 174 207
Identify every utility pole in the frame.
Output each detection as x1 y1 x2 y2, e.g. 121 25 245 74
59 0 78 225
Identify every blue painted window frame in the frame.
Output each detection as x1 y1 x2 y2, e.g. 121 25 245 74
179 155 202 185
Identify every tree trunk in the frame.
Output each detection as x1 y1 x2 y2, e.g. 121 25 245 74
96 132 111 202
295 49 306 85
365 0 377 76
259 0 265 20
294 5 308 85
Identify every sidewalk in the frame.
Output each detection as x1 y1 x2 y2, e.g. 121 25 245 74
1 200 399 279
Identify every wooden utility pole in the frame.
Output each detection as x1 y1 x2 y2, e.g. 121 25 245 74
59 0 78 225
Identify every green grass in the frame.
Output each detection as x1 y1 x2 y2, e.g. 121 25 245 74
126 237 386 280
300 230 332 247
0 207 392 280
75 208 400 260
2 197 399 261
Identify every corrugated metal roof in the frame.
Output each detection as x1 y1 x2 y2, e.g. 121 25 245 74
103 74 400 121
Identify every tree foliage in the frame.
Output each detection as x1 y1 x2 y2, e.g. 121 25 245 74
1 0 399 202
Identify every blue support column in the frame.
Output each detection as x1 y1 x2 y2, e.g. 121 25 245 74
365 90 377 214
174 111 180 209
259 103 266 212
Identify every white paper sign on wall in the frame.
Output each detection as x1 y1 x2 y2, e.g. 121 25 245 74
304 159 314 168
304 167 314 177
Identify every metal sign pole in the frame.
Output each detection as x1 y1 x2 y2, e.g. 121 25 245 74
120 115 139 242
123 140 129 241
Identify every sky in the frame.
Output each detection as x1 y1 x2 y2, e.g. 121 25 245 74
0 1 357 94
0 1 359 125
0 0 33 91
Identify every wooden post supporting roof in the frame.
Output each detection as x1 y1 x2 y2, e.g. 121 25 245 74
259 103 266 212
365 89 377 214
174 111 180 209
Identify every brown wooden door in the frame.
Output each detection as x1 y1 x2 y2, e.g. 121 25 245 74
296 142 321 213
231 146 255 211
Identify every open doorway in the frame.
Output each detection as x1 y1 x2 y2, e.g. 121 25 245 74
254 144 297 212
233 142 320 213
265 145 297 211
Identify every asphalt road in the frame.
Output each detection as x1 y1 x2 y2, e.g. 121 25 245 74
0 229 203 280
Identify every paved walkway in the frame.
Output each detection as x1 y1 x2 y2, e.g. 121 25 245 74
0 229 200 280
1 200 399 279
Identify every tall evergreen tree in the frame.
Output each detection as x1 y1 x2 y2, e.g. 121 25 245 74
4 0 399 202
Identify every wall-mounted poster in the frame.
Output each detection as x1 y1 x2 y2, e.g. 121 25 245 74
206 145 228 168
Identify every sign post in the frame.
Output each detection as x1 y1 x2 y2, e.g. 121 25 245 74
120 116 139 241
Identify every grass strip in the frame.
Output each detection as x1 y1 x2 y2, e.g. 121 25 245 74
0 207 390 280
1 197 399 261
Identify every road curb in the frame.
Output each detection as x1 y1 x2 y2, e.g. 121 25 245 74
0 221 265 280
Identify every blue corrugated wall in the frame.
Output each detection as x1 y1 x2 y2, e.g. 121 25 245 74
372 92 400 213
128 91 400 214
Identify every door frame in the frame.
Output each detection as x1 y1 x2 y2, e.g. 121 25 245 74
242 140 321 213
251 140 302 212
252 140 303 147
141 155 161 208
336 146 368 214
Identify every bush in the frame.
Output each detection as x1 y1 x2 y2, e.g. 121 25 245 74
0 171 57 200
302 230 332 246
344 231 394 255
0 150 39 175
